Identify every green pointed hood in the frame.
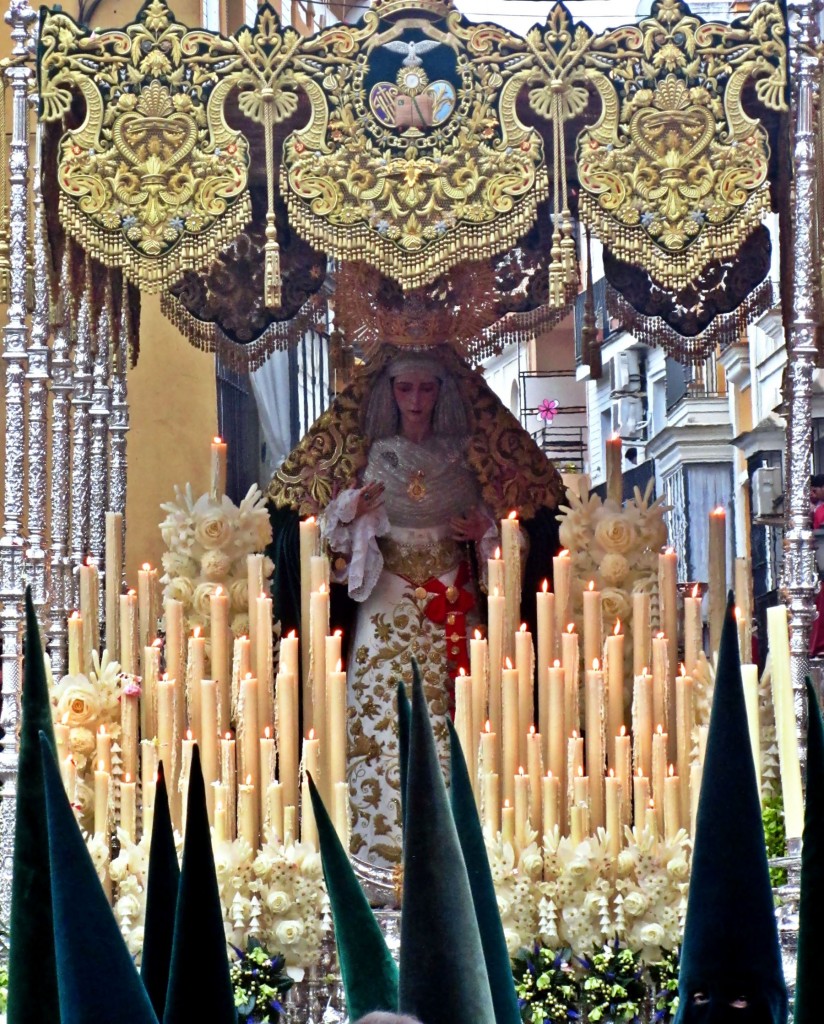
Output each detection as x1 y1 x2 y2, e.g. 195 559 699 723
674 596 786 1024
8 590 61 1024
447 718 521 1024
164 745 235 1024
397 678 411 830
140 762 180 1020
795 679 824 1024
399 663 495 1024
39 734 159 1024
307 773 399 1019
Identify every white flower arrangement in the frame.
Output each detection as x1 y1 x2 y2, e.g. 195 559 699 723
486 825 690 963
109 828 329 972
557 481 670 661
159 483 274 639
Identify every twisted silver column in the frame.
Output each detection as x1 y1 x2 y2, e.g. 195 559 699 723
47 250 74 676
108 279 129 523
68 269 93 609
781 0 821 792
89 279 112 622
25 123 51 618
0 0 37 929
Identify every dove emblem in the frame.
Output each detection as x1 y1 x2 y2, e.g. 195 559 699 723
382 38 442 67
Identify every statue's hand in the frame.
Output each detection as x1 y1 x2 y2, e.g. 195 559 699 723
356 481 385 518
450 508 492 543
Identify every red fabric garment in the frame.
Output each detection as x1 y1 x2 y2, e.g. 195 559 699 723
411 561 476 694
813 502 824 529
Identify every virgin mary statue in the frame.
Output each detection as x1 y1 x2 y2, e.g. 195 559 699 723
268 343 564 872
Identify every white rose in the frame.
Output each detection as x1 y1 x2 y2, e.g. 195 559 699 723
616 851 636 877
567 858 590 878
496 894 511 918
165 576 195 608
601 587 632 624
594 515 637 555
266 890 292 914
201 549 233 580
666 856 689 879
519 851 544 880
109 855 130 883
126 926 145 957
161 552 198 579
622 891 648 917
300 852 323 878
638 922 665 947
599 552 630 587
192 582 218 618
194 509 233 550
229 578 250 611
503 928 521 955
275 919 305 946
115 893 142 920
69 725 96 757
56 676 102 727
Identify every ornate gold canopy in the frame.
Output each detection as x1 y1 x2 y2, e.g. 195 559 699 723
36 0 788 355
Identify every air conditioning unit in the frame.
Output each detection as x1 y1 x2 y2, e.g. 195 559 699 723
617 396 646 439
752 465 782 517
611 350 642 396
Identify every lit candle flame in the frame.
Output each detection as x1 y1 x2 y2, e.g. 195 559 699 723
577 765 584 777
642 665 649 675
614 620 621 636
735 605 741 620
529 725 536 736
559 549 569 558
541 579 549 593
194 626 201 638
691 583 700 598
712 506 725 516
494 546 501 560
620 725 627 737
547 769 553 779
245 671 253 680
637 767 643 778
306 515 316 524
127 588 136 596
98 760 106 772
508 510 518 520
553 658 561 668
588 580 595 591
572 730 578 739
215 585 223 597
656 631 665 639
518 766 525 776
213 435 223 444
308 728 315 740
680 663 687 677
335 659 343 673
153 637 163 648
264 726 271 739
287 629 296 639
493 586 500 598
504 798 511 808
124 773 131 784
505 657 513 670
70 610 80 620
609 768 615 778
186 729 193 741
98 724 106 735
246 774 252 786
656 724 664 735
668 764 675 777
225 732 233 740
592 658 600 671
519 622 527 633
567 623 575 634
141 562 151 571
318 583 327 594
474 628 483 641
334 628 343 637
485 720 491 734
458 667 466 677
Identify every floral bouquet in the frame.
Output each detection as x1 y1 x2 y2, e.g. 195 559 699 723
557 479 670 668
159 482 273 639
50 651 124 828
231 940 293 1023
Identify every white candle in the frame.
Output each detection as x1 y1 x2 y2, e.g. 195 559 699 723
605 621 625 767
141 742 158 840
631 591 650 678
482 771 500 837
142 640 161 742
553 550 571 644
470 629 488 761
120 680 139 780
248 554 265 680
256 593 274 732
766 606 803 838
96 725 112 774
605 770 621 855
327 659 348 788
683 584 703 675
276 672 299 811
615 727 632 827
201 678 219 822
279 629 299 680
186 628 206 740
582 581 602 676
651 726 668 832
309 585 330 793
260 727 277 831
487 588 504 742
708 507 727 655
210 587 231 735
301 731 321 848
94 762 110 836
157 676 178 827
455 670 474 783
735 557 753 663
179 733 195 835
514 768 529 852
633 771 650 831
542 771 560 837
214 786 228 843
502 659 519 806
658 548 678 703
561 625 579 737
68 612 83 678
210 435 228 501
632 670 653 778
238 775 258 849
547 660 566 817
119 590 138 677
266 780 284 841
741 663 761 799
675 666 694 823
120 774 137 840
584 659 605 829
299 517 320 721
165 599 186 750
62 756 77 805
79 562 100 675
501 512 521 661
137 563 159 657
651 632 669 736
526 726 543 830
487 546 505 597
515 624 534 766
239 675 260 833
105 511 123 661
220 733 237 841
664 765 681 840
502 800 515 848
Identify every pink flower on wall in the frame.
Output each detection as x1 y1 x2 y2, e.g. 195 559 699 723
538 398 560 423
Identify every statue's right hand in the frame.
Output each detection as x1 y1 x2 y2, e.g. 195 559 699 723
356 481 385 518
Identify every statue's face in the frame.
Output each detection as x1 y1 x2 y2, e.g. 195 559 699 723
392 373 440 431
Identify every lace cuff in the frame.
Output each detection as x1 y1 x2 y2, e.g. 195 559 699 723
321 489 389 602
